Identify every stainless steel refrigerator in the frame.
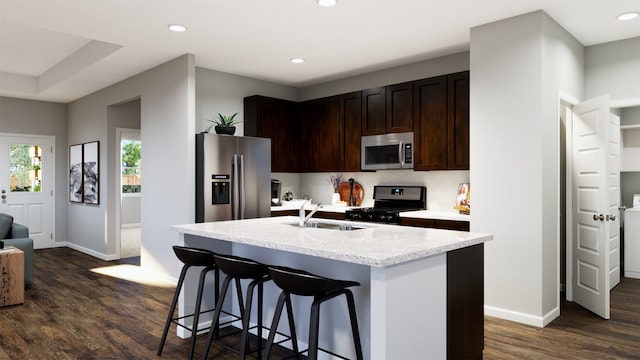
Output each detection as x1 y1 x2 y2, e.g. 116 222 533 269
196 133 271 223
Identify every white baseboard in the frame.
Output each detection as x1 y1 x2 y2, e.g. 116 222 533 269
624 271 640 279
485 304 560 328
64 242 119 261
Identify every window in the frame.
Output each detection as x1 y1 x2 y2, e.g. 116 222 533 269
9 144 42 192
121 139 141 193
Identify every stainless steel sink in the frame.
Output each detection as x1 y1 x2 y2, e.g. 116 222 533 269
288 221 365 231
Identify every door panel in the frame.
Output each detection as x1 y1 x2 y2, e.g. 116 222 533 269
607 113 621 289
0 134 55 249
571 95 612 319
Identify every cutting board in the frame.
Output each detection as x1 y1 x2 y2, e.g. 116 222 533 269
338 181 364 206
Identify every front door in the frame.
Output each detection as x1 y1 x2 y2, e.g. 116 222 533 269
571 95 620 319
0 133 55 249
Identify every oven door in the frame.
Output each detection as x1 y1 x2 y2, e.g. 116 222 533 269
361 132 413 170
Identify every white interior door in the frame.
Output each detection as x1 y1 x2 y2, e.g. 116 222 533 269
607 113 621 290
571 95 619 319
0 133 55 249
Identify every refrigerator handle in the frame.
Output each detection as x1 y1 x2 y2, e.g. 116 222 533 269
232 154 240 220
238 154 246 219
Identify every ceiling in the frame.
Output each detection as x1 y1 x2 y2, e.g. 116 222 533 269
1 0 639 103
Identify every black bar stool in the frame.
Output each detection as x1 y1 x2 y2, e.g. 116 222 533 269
158 246 219 360
264 266 364 360
202 253 272 359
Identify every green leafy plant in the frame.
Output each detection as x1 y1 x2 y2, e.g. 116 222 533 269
207 112 241 127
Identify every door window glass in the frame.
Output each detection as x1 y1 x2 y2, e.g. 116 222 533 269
9 144 41 192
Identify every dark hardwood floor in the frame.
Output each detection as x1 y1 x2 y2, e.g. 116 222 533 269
1 247 638 359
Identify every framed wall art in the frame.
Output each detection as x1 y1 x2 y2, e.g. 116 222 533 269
454 182 470 214
69 144 83 203
82 141 99 204
68 141 100 204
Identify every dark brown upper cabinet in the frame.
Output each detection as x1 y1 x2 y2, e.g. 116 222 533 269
413 71 469 171
244 95 299 173
361 87 386 135
447 72 470 170
386 81 414 133
299 96 341 172
362 83 413 135
339 91 362 171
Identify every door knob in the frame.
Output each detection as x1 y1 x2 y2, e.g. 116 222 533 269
1 189 5 200
593 213 604 221
607 214 617 221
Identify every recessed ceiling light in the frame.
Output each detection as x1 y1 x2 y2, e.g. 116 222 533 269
617 12 639 21
168 24 187 32
290 58 305 64
317 0 337 7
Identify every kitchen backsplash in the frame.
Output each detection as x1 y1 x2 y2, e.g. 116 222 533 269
272 170 470 212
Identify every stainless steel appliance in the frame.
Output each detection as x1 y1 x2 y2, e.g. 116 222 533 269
345 185 426 223
271 179 281 206
361 132 414 170
196 133 271 223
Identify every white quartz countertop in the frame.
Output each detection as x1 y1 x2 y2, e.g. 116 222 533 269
399 210 470 222
171 216 491 267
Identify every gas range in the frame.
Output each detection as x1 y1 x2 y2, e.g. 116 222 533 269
345 185 426 224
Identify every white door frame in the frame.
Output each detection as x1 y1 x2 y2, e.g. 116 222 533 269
560 92 579 302
115 128 141 259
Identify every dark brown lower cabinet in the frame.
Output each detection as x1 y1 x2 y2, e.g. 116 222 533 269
400 217 470 231
447 244 484 359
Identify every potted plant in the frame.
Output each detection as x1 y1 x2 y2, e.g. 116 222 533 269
206 112 241 135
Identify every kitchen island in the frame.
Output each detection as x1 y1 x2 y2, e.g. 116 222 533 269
171 216 492 359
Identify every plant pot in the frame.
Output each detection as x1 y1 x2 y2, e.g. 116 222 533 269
215 125 236 135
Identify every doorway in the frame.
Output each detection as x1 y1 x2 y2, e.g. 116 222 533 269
0 133 55 249
118 129 141 258
562 95 621 320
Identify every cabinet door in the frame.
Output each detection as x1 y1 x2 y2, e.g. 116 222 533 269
340 92 362 171
386 81 413 133
447 72 470 170
413 76 448 170
361 87 386 135
244 95 298 172
299 96 340 172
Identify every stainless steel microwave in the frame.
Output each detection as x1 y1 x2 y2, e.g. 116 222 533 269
361 132 414 170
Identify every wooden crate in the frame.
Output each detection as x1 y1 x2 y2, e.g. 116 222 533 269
0 246 25 307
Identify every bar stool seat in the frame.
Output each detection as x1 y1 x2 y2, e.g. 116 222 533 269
264 266 364 360
202 253 272 359
158 246 219 360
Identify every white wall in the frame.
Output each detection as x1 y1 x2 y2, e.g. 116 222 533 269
0 97 68 245
67 54 195 281
298 170 469 211
585 37 640 107
470 10 584 327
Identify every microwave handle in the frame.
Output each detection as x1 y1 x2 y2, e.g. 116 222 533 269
399 141 405 167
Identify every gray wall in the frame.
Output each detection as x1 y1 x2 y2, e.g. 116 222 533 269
585 37 640 106
67 54 194 282
0 97 68 245
470 10 584 327
196 67 298 135
300 52 469 100
621 106 640 126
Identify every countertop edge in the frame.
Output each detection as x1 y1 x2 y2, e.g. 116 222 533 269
171 218 491 268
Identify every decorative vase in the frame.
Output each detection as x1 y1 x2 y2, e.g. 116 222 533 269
215 125 236 135
331 192 341 205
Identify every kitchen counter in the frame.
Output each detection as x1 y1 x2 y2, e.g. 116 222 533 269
171 217 491 359
172 216 487 267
